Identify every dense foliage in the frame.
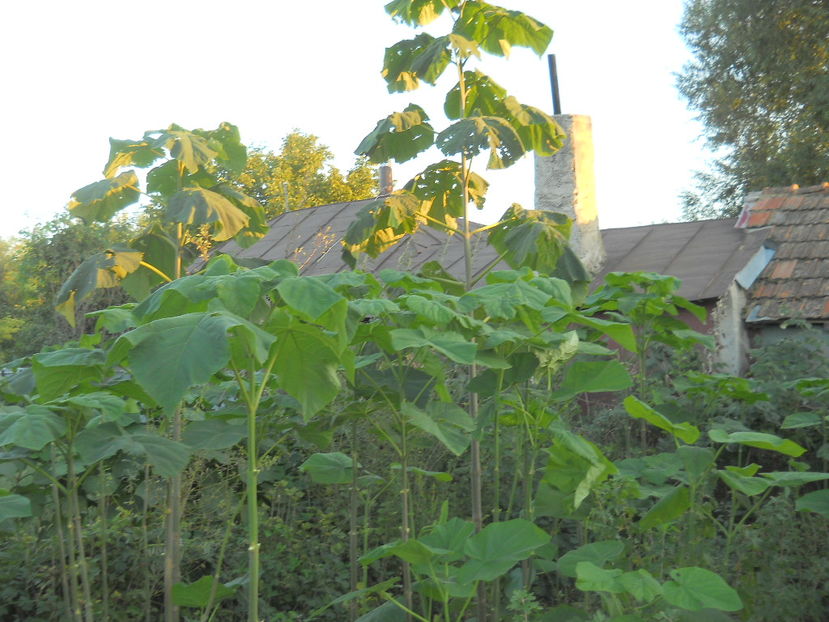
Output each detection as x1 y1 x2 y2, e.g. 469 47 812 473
678 0 829 218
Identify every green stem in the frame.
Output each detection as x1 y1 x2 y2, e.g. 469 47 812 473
200 494 246 622
98 466 110 622
51 476 76 621
68 451 94 622
400 416 413 622
349 417 360 622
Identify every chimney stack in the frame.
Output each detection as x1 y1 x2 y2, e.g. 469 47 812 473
378 165 394 196
534 114 605 275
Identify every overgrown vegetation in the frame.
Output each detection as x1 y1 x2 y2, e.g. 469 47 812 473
1 3 828 622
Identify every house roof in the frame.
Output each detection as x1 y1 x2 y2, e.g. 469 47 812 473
739 183 829 323
596 219 769 301
217 199 771 305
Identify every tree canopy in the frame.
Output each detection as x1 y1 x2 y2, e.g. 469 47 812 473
678 0 829 218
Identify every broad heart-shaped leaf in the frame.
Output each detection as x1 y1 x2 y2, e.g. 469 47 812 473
445 70 507 120
55 246 145 327
556 540 625 578
277 276 343 322
0 406 66 450
104 138 164 178
717 470 770 497
623 396 700 444
436 115 524 169
383 33 450 92
455 1 552 57
209 183 268 247
761 471 829 487
390 327 477 364
639 486 691 529
120 226 178 300
300 452 354 484
75 423 191 477
552 360 632 402
504 97 566 156
489 205 586 279
0 492 32 520
356 104 434 164
202 122 247 174
32 348 106 400
459 278 551 320
457 519 550 583
269 312 342 420
173 575 236 608
164 125 217 174
781 411 823 429
68 171 140 222
796 489 829 517
618 569 663 603
575 562 624 593
420 517 476 563
662 567 743 612
403 159 488 231
166 187 249 241
110 311 273 412
385 0 459 26
707 429 806 457
400 401 474 456
567 314 637 353
181 419 246 450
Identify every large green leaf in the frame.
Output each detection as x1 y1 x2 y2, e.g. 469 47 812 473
300 452 355 484
75 424 191 477
708 429 806 457
761 471 829 487
403 159 488 230
390 327 477 364
277 277 343 322
0 406 66 450
718 470 770 496
401 401 474 456
383 33 451 92
436 115 524 169
444 70 507 119
504 97 566 155
269 313 342 420
552 361 632 401
662 567 743 612
165 126 217 174
567 314 637 353
172 575 236 608
458 519 550 583
624 396 700 444
182 419 246 450
780 412 823 429
32 348 106 400
204 122 248 173
575 562 624 594
795 489 829 517
68 171 140 222
557 540 625 578
454 1 552 57
459 278 550 320
0 492 32 521
356 105 434 164
109 313 238 411
166 188 249 241
343 193 425 258
639 486 691 528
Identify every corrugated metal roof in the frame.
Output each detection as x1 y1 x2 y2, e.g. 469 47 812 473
741 184 829 322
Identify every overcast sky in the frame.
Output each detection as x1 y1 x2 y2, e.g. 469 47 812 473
0 0 707 240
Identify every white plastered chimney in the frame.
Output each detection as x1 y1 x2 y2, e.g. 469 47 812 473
534 114 606 275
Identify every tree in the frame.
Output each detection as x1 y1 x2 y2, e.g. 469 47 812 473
678 0 829 218
228 131 378 219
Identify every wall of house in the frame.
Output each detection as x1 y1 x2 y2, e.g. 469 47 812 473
710 282 751 375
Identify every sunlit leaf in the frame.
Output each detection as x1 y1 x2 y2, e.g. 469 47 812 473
454 1 553 57
165 125 217 174
166 188 249 241
458 519 550 583
708 429 806 457
356 105 434 164
173 575 236 608
624 396 700 444
385 0 459 25
436 115 524 169
68 171 140 223
383 34 451 92
104 138 164 178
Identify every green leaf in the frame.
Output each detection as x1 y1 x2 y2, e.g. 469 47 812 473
383 33 450 92
552 361 632 401
300 452 355 484
403 160 488 231
277 277 343 321
0 407 66 450
795 489 829 517
504 97 566 155
662 567 743 612
781 412 823 429
557 540 625 578
454 1 553 57
639 486 691 528
269 313 342 420
172 575 236 608
436 115 524 169
677 446 714 483
568 314 637 353
458 519 550 583
761 471 829 487
32 348 106 400
356 104 434 164
68 171 140 222
618 569 663 603
0 493 32 521
385 0 457 25
103 138 164 178
343 193 425 257
133 433 192 478
166 126 217 174
401 401 474 456
445 70 507 120
182 419 246 450
207 122 248 173
707 429 806 457
167 188 249 241
624 396 700 444
390 327 477 364
575 561 624 593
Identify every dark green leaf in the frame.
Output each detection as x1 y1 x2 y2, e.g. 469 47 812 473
68 171 140 222
383 34 450 92
0 492 32 520
401 401 474 456
557 540 625 578
663 567 743 612
458 519 550 583
436 115 524 169
575 562 624 593
103 138 164 178
300 452 354 484
795 489 829 517
639 486 691 528
356 105 434 164
172 576 236 608
32 348 106 400
167 188 249 241
390 327 477 364
0 407 66 450
182 419 246 450
552 361 632 401
624 396 700 444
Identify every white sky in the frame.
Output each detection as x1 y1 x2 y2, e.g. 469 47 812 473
0 0 707 240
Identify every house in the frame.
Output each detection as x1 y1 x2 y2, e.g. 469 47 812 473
217 115 829 374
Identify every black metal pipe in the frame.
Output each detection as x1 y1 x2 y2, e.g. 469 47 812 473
548 54 561 115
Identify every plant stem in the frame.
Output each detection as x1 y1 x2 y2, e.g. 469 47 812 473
98 467 110 622
68 451 94 622
51 477 76 621
401 416 413 622
349 417 360 622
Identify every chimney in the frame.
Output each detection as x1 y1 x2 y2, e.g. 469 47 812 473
534 114 605 274
378 165 394 196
